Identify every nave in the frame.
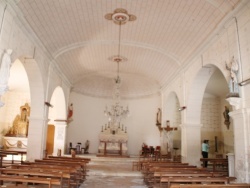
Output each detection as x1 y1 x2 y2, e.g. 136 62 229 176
80 155 146 188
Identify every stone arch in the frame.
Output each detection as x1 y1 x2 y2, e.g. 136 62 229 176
200 66 232 158
47 86 67 155
165 92 181 126
186 62 230 124
19 57 46 161
183 63 230 165
186 65 217 124
48 86 67 121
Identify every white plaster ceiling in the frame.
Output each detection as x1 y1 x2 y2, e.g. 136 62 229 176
12 0 242 98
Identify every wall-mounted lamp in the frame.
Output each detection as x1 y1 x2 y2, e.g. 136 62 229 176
178 106 186 111
239 78 250 86
45 102 53 108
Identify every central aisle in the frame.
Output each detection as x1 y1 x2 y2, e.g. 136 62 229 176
80 155 147 188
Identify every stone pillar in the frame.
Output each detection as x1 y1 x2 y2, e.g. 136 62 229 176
53 120 67 156
26 117 48 161
180 123 202 166
227 97 250 183
227 153 235 177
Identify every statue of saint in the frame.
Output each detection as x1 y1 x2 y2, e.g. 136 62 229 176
84 140 90 154
5 103 30 137
225 56 239 96
223 106 230 129
156 108 162 126
67 103 73 123
0 49 13 107
0 49 13 89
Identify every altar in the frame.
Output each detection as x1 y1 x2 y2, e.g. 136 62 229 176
98 125 128 156
2 136 27 151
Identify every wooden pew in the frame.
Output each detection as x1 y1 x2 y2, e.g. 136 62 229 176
144 167 204 185
35 159 87 167
153 171 225 187
143 165 197 182
47 155 91 162
19 162 85 184
161 176 232 188
0 168 71 187
142 163 193 175
23 160 84 170
170 183 250 188
0 150 27 165
141 161 187 169
0 154 7 168
200 158 228 172
10 164 79 173
35 159 87 174
139 160 183 171
0 174 60 188
9 164 85 184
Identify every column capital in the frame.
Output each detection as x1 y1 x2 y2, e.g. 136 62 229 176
29 116 49 123
229 108 250 119
54 119 68 126
226 97 242 110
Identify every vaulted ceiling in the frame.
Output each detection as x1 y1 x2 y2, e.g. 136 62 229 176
12 0 242 98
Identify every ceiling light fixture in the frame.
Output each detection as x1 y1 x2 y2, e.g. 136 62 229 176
104 9 136 127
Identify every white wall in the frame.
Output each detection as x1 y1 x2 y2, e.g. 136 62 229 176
66 92 161 156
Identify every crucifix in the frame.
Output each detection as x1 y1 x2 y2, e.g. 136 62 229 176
163 121 177 153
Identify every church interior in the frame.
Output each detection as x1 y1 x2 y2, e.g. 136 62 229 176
0 0 250 187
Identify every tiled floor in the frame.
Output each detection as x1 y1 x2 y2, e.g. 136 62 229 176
80 155 147 188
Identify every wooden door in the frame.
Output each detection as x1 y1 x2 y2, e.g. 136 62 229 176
46 124 55 155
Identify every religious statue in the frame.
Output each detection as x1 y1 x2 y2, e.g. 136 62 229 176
67 103 73 123
225 56 239 97
6 103 30 137
84 140 90 154
156 108 162 126
223 106 230 130
0 49 13 107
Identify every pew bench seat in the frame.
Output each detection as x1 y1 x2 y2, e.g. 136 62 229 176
0 174 60 188
169 183 250 188
160 177 235 188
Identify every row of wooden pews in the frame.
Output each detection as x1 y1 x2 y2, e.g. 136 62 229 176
169 183 250 188
136 158 250 188
0 150 27 168
0 155 91 187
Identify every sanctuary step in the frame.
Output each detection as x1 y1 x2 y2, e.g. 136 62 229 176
96 153 130 158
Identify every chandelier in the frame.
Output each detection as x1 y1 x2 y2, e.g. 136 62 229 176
104 57 129 124
104 9 136 125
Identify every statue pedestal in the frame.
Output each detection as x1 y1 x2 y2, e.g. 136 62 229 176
3 136 27 151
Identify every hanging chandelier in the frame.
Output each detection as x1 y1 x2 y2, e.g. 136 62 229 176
104 57 129 124
104 9 136 125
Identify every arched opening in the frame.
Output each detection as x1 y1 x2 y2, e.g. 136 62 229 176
47 86 67 155
184 64 233 166
201 67 233 158
0 59 30 152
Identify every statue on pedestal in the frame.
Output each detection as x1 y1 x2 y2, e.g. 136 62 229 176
0 49 13 107
225 56 239 97
6 103 30 137
156 108 162 126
